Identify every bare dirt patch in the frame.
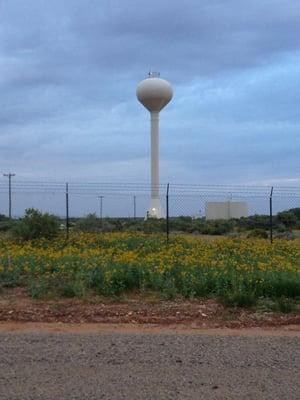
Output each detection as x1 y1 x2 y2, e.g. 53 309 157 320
0 287 299 329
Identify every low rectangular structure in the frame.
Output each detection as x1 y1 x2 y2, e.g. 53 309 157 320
205 201 248 220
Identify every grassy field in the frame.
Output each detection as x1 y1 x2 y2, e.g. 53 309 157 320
0 233 300 308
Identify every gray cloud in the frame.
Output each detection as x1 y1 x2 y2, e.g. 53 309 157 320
0 0 300 191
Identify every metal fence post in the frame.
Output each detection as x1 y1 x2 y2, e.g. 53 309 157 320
270 186 274 244
66 182 69 239
166 183 170 242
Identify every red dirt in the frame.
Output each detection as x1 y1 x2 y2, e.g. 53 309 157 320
0 287 299 330
1 322 299 336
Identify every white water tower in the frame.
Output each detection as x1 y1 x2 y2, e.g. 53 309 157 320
136 72 173 218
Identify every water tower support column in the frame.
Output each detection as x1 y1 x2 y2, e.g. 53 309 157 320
149 111 161 217
136 73 173 219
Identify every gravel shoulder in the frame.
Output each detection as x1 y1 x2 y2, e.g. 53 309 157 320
1 289 299 399
0 327 299 400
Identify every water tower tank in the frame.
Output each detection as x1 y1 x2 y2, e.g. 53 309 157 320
137 76 173 112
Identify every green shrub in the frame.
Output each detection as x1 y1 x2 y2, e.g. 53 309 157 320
75 213 103 232
271 297 296 314
142 219 166 233
219 291 257 308
27 279 50 299
160 279 178 300
0 214 9 221
268 278 300 298
75 214 116 232
277 211 297 228
57 280 87 298
237 215 271 230
255 297 297 314
274 231 295 240
169 216 193 232
0 220 14 232
12 208 60 241
247 228 269 239
202 220 234 235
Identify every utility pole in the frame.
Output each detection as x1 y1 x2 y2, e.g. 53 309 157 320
66 183 69 239
3 173 16 219
98 196 104 222
270 186 274 244
133 195 136 219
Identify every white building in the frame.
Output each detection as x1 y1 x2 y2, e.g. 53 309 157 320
205 201 248 220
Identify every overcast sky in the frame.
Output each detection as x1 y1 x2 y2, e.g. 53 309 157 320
1 0 300 186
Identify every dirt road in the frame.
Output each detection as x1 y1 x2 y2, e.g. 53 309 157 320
0 324 299 400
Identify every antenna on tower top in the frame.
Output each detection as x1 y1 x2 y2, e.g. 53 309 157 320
148 70 160 78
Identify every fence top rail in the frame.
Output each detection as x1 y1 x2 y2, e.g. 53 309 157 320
1 180 300 197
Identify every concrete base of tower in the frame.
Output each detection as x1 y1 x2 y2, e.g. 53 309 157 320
145 198 164 219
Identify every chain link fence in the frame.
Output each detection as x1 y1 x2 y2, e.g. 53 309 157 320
1 179 300 242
